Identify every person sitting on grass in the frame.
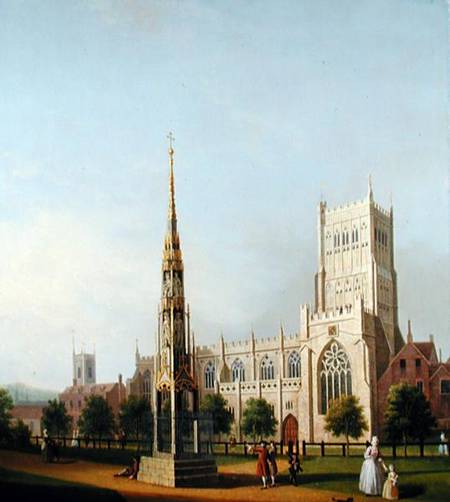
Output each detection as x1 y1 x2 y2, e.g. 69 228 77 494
114 456 140 480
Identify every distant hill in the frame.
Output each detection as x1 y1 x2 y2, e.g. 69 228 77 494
2 382 58 404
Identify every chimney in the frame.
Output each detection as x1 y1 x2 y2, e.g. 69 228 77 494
429 334 434 344
407 320 413 343
118 373 123 403
439 348 442 363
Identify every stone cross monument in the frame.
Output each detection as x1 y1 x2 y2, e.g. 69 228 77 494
138 135 217 487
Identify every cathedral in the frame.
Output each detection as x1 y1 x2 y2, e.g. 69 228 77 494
128 142 409 443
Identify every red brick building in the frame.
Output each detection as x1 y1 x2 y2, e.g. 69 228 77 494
377 322 450 432
59 374 126 430
10 403 45 436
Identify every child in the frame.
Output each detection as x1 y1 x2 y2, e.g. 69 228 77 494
382 464 399 501
288 449 303 486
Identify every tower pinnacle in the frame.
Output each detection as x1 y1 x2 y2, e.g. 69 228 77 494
167 132 177 227
367 174 373 201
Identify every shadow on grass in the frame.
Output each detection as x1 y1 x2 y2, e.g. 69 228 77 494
400 483 426 499
0 481 125 502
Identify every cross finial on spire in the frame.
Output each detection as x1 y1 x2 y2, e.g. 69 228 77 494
167 131 175 158
166 132 177 225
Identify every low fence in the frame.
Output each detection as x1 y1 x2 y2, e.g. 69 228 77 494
30 435 151 452
24 436 450 459
209 439 450 459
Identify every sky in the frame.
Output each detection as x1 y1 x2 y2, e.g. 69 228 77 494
0 0 448 390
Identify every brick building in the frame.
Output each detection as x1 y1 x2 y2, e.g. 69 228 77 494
377 322 450 432
10 403 45 436
59 375 126 429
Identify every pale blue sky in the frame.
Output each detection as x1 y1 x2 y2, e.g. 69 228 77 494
0 0 448 389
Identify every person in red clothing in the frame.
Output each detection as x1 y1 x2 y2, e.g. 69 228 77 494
249 441 270 489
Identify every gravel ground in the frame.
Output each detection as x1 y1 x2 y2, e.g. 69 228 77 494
0 450 371 502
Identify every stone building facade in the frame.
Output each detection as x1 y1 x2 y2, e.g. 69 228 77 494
129 177 417 443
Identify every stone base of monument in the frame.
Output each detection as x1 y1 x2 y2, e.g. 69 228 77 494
137 453 218 487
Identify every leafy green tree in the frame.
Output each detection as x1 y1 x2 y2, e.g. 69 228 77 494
384 382 436 456
78 395 115 441
11 419 31 447
119 396 153 443
325 395 368 451
200 394 233 438
42 399 72 437
0 388 14 441
242 398 277 442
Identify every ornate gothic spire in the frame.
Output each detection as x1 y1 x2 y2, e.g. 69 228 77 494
167 132 177 233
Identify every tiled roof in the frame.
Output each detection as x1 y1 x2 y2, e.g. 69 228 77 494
415 342 435 361
11 405 44 420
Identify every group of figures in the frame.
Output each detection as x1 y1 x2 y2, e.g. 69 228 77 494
359 436 398 500
249 441 302 489
40 429 60 464
162 311 184 347
162 272 183 298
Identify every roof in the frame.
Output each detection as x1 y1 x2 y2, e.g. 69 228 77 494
11 405 44 420
430 363 450 380
60 382 121 396
414 342 436 361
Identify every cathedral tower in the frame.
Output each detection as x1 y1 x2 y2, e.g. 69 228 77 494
314 179 403 354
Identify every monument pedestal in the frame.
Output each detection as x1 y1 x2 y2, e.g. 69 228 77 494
138 452 217 487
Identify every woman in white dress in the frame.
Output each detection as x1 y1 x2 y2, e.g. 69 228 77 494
438 431 448 456
359 436 384 496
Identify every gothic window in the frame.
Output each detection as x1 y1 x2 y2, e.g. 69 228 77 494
355 228 359 242
88 367 92 379
77 367 81 379
260 355 274 380
232 359 245 382
288 351 301 378
319 341 352 414
143 370 151 401
204 361 215 389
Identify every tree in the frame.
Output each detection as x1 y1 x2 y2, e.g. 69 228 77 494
200 394 233 438
78 396 115 441
325 395 368 451
11 419 31 447
0 388 14 442
42 399 72 437
119 396 153 444
384 382 436 456
242 398 277 442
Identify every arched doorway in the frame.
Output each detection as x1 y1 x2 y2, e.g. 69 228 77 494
282 414 298 444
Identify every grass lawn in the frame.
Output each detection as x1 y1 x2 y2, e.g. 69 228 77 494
215 454 450 501
0 467 125 502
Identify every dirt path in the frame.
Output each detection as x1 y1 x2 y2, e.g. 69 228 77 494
0 450 367 502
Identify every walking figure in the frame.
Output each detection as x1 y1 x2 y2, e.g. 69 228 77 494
288 448 302 486
267 441 278 487
248 441 270 489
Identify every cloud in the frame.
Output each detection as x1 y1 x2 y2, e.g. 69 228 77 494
0 209 158 388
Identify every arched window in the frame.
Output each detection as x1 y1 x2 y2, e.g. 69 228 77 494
319 342 352 414
260 355 274 380
231 359 245 382
204 361 215 389
355 228 359 242
143 370 151 401
288 351 300 378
